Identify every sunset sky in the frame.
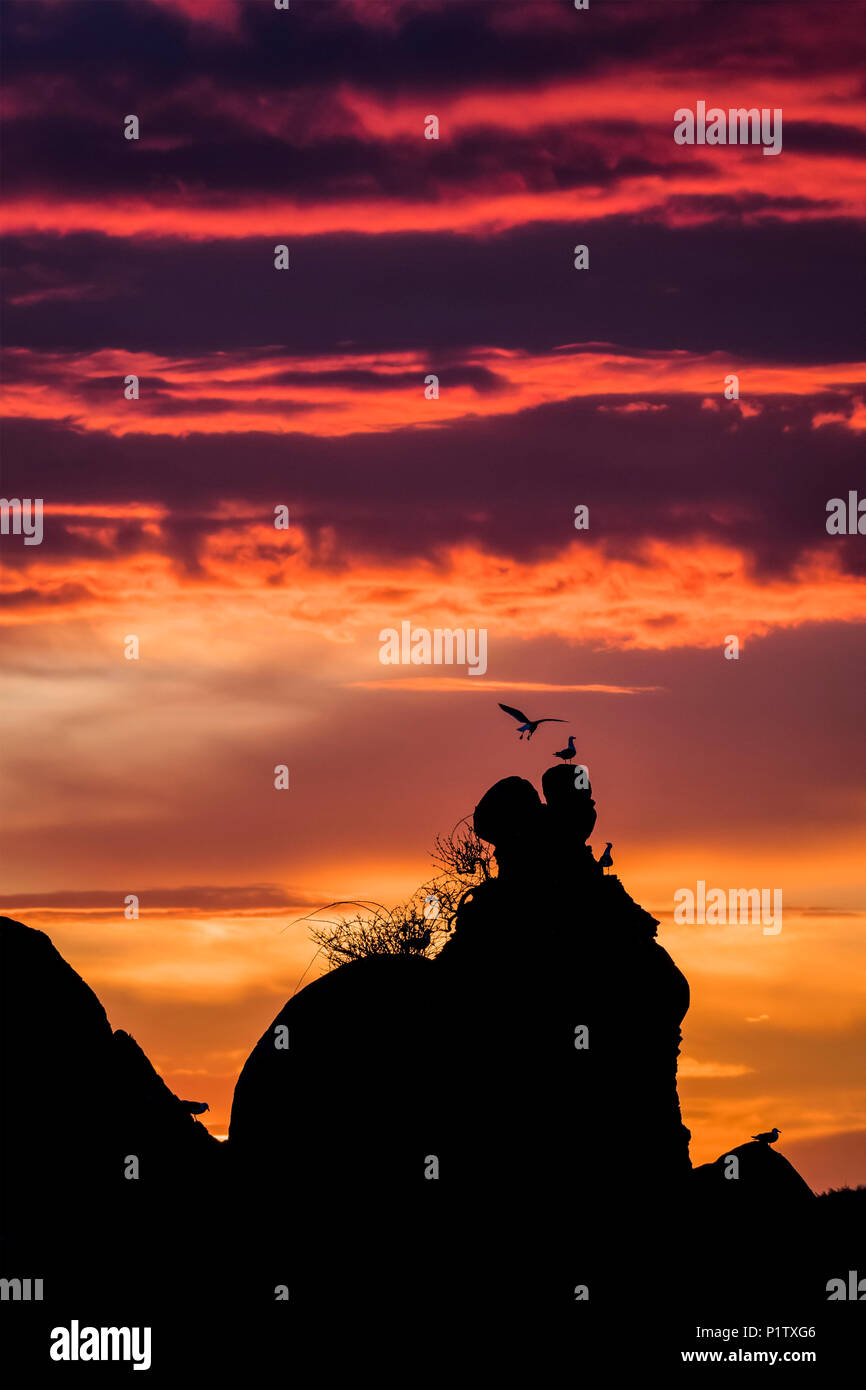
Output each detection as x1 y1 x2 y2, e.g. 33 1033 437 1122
1 0 864 1191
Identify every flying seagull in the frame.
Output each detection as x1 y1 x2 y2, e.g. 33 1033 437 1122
499 703 565 741
554 734 578 765
750 1126 780 1145
598 842 613 872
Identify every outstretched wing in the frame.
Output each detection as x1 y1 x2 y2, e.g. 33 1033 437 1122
534 718 565 725
499 703 530 723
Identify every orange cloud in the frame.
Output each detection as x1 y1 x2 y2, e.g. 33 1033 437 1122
812 397 866 431
4 521 866 652
348 679 659 693
3 346 864 436
2 150 859 242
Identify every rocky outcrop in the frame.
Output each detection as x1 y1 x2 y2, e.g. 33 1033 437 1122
693 1140 817 1211
0 915 219 1252
227 767 696 1309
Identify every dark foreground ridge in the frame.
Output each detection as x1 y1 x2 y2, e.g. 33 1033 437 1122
1 767 863 1371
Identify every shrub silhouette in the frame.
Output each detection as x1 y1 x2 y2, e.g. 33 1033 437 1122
303 818 492 965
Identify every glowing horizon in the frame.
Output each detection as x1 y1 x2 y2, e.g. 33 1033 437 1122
2 0 864 1198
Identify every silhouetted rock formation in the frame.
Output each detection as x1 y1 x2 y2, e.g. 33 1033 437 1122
228 952 442 1306
230 952 438 1184
0 915 220 1263
1 764 861 1358
693 1140 817 1214
437 767 691 1197
1 915 117 1248
229 766 694 1309
684 1143 828 1312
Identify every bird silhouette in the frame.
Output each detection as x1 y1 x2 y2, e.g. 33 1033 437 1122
180 1100 209 1116
598 842 613 872
499 703 565 741
750 1126 780 1145
553 735 578 765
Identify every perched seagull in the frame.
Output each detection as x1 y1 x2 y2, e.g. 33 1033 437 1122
499 703 566 741
181 1101 210 1117
751 1126 781 1145
554 735 578 765
598 842 613 872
